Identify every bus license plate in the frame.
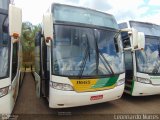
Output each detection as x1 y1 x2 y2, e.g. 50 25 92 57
90 95 103 101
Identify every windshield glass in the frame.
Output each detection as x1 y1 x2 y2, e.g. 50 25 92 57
97 29 124 74
0 33 10 78
52 25 124 77
0 0 9 10
52 4 118 29
136 36 160 74
130 21 160 74
0 13 10 78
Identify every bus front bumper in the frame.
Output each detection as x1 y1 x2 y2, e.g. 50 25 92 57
49 84 124 108
0 94 11 114
132 81 160 96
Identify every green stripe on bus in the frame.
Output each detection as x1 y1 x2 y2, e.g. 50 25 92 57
131 80 135 95
91 76 119 88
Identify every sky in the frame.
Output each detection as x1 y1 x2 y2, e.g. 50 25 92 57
14 0 160 25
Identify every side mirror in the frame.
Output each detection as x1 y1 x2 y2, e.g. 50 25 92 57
43 13 53 46
131 28 138 49
131 28 145 50
137 32 145 50
9 4 22 42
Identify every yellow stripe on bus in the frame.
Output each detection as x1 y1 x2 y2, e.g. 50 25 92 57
70 79 115 92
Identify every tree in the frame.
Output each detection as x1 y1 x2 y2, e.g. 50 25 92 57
21 22 41 68
21 22 41 52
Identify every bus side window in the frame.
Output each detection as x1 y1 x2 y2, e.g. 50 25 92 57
124 50 133 80
42 40 50 97
12 43 18 80
121 32 131 48
35 32 41 76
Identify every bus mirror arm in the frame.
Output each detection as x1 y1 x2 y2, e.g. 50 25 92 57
45 37 52 43
45 36 52 46
120 28 132 33
124 47 132 51
124 46 144 51
11 33 20 43
120 29 132 36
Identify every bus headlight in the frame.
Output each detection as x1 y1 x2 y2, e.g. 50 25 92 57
136 77 151 84
116 79 125 86
0 86 9 98
50 81 73 91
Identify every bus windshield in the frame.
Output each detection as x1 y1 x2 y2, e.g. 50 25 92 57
136 36 160 74
130 21 160 74
0 0 9 10
52 25 124 77
52 4 118 29
0 13 10 79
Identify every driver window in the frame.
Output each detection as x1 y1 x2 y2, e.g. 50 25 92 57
12 43 18 80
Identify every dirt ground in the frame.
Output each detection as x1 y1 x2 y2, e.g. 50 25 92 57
12 73 160 120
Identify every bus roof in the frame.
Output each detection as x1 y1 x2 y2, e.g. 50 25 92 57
129 20 160 27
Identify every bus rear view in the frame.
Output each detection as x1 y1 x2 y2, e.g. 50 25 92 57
34 3 125 108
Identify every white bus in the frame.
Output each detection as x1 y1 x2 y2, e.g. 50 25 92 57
119 21 160 96
0 1 22 115
34 3 126 108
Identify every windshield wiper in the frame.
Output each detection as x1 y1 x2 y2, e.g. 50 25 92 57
150 63 159 74
152 44 160 74
78 34 90 78
158 44 160 58
94 29 114 75
98 49 114 74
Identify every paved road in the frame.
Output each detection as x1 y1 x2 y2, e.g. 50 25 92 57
12 73 160 120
